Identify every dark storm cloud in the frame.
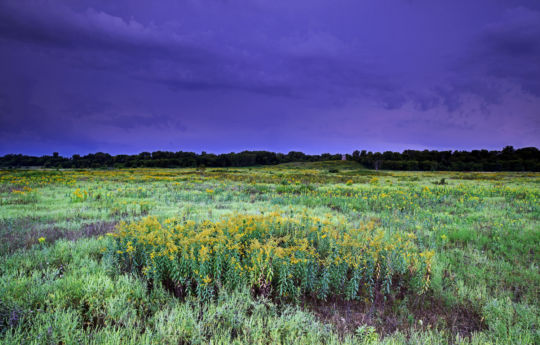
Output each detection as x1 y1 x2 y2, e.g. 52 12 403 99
384 6 540 120
0 0 300 101
0 0 411 104
476 7 540 96
0 2 211 62
0 0 539 154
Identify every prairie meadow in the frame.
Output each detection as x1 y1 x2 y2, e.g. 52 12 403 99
0 162 538 344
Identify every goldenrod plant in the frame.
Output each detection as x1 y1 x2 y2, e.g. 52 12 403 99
108 213 433 302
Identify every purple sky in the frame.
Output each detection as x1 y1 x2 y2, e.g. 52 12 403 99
0 0 539 155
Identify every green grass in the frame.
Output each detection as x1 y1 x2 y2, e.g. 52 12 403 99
276 160 366 170
0 167 538 344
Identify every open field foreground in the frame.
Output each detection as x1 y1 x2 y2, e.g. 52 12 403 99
0 162 538 344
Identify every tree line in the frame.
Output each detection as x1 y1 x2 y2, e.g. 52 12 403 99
349 146 539 171
0 146 538 171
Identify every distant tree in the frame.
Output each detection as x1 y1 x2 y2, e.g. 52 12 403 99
0 146 538 171
502 146 515 155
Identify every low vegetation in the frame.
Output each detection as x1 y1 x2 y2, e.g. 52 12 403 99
0 162 538 344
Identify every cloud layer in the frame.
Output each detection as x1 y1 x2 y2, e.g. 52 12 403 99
0 0 539 154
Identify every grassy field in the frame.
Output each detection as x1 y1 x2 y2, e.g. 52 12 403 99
0 162 538 344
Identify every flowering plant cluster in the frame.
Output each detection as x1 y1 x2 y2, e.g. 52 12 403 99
71 188 89 202
109 213 433 301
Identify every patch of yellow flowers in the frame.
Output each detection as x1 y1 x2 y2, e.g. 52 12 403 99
71 188 88 202
109 212 433 301
11 186 33 195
